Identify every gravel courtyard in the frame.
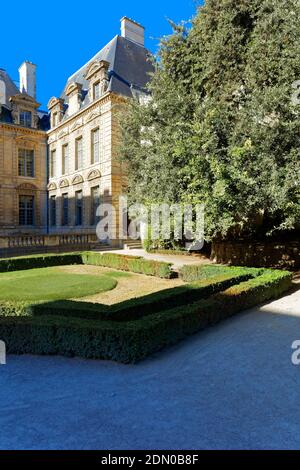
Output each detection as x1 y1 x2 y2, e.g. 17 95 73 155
1 286 300 450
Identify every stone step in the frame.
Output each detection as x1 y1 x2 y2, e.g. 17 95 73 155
124 240 143 250
92 243 114 252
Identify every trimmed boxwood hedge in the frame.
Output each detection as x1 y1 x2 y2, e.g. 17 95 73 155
122 269 293 362
30 270 257 322
0 253 83 272
81 252 173 279
179 263 263 282
0 268 292 363
0 251 173 279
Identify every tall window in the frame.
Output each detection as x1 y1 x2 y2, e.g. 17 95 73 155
91 128 100 164
52 112 58 128
75 137 83 170
62 144 69 175
62 193 68 226
75 190 83 226
19 111 32 127
19 195 34 226
50 196 56 226
90 186 100 225
18 149 34 177
93 82 100 100
50 149 56 178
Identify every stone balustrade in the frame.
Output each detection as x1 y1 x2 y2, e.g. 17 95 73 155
0 232 99 257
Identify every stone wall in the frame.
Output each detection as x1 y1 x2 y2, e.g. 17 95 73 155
47 93 126 247
211 241 300 270
0 123 48 233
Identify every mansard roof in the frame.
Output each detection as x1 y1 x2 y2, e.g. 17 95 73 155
0 68 19 107
0 68 49 130
61 35 154 104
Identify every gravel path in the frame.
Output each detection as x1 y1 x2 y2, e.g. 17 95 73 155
98 248 211 269
1 286 300 449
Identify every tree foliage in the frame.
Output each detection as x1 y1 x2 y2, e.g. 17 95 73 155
120 0 300 241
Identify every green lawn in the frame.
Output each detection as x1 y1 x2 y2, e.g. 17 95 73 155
0 254 293 363
0 267 118 301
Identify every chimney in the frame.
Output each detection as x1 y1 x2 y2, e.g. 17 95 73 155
0 70 6 105
18 61 36 99
121 17 145 47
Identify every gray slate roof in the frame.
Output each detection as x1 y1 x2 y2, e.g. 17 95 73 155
0 68 49 130
0 68 19 107
61 35 154 107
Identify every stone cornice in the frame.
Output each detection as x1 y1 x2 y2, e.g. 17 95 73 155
0 122 47 136
109 93 128 104
47 91 112 136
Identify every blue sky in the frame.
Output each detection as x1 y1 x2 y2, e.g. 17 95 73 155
1 0 202 109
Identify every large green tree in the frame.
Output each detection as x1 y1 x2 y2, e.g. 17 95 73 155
120 0 300 242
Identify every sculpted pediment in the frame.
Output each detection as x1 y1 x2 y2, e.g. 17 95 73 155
47 96 63 110
47 182 57 191
65 82 82 97
85 61 102 81
87 169 101 181
15 136 36 145
17 183 37 191
59 178 69 188
57 128 69 139
85 108 100 123
10 93 40 109
48 97 57 109
70 119 83 132
48 135 56 144
72 174 84 185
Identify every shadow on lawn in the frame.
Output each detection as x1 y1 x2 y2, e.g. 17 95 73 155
30 274 249 323
30 270 295 324
30 282 209 322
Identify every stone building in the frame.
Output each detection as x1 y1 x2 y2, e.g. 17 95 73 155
0 64 49 237
0 17 152 254
47 17 153 247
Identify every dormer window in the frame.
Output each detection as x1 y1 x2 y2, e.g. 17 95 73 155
10 94 40 129
19 110 32 127
47 97 65 128
93 82 100 100
85 60 110 102
64 82 83 116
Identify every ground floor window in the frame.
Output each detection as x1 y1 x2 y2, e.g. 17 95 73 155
19 195 34 226
62 193 68 226
75 190 83 226
91 186 100 225
18 149 34 177
50 196 56 226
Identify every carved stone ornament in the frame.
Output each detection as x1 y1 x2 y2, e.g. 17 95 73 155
70 119 83 132
58 129 69 139
47 182 57 190
72 174 84 185
59 179 69 188
17 183 38 191
85 108 101 123
87 169 101 181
